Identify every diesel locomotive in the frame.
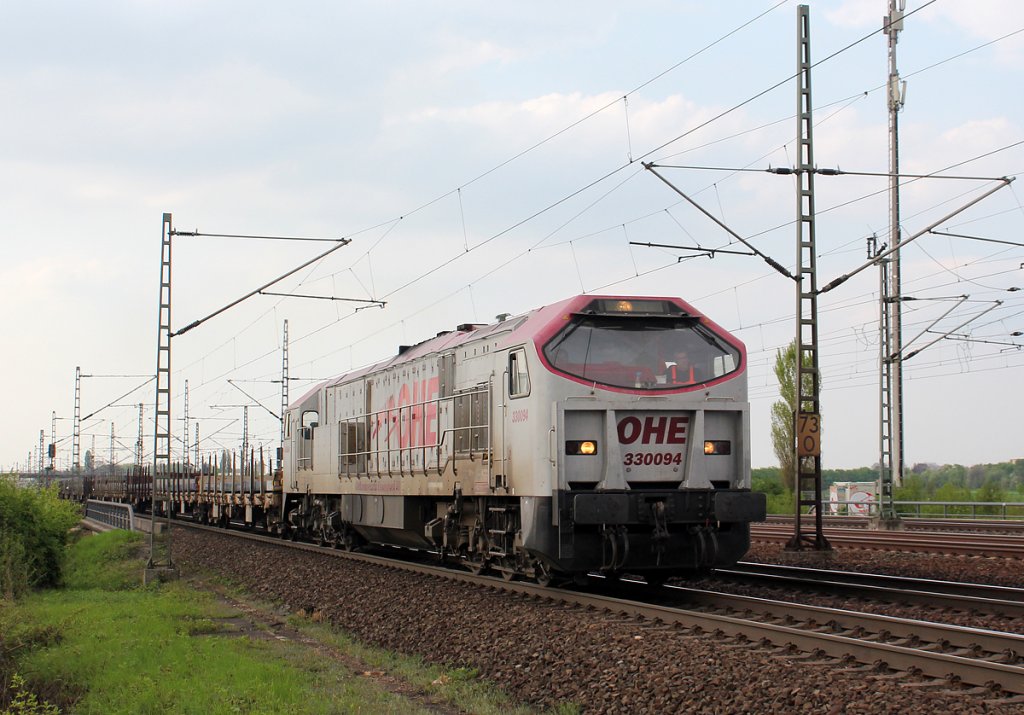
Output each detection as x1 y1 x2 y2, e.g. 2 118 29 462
278 293 765 583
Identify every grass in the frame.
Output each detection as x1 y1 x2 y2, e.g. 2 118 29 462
1 530 576 714
286 616 552 715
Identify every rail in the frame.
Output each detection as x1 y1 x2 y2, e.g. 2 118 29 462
84 499 135 531
895 500 1024 520
819 499 1024 520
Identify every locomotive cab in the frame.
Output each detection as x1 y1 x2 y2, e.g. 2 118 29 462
521 297 765 580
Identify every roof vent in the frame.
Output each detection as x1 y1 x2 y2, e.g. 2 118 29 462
397 345 412 355
495 313 511 322
457 323 485 332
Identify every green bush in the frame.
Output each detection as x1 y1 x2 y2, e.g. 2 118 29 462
752 471 794 515
0 476 81 599
4 673 60 715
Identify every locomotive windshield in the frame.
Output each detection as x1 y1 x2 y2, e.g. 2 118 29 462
542 313 741 390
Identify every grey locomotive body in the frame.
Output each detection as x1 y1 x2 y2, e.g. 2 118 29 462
281 294 765 583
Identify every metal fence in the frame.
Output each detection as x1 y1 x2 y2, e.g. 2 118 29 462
826 499 1024 520
85 499 135 531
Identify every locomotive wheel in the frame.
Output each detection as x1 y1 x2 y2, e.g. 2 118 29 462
466 554 488 576
340 528 361 552
533 561 554 587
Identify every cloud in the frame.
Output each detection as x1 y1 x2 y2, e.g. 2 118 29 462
430 37 523 75
0 255 108 301
0 60 326 165
825 1 1024 64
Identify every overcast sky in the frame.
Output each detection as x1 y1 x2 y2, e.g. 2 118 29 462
2 0 1022 473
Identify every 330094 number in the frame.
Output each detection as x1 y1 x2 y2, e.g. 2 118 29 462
623 452 683 466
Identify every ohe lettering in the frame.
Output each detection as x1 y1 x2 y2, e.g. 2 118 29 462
617 416 688 445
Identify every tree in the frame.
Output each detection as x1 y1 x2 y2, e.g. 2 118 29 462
894 472 926 502
967 464 986 490
770 340 818 492
976 477 1006 515
83 450 94 473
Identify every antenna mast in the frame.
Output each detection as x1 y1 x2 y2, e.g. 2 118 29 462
877 0 907 526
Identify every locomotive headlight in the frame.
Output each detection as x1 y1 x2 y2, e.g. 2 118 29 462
704 440 731 456
566 440 599 456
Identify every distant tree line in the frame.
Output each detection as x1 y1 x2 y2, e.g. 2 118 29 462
752 459 1024 515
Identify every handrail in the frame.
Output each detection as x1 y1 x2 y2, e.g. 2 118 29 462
85 499 135 531
824 498 1024 520
335 384 492 481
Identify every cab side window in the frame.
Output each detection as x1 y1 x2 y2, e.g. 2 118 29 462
509 349 530 398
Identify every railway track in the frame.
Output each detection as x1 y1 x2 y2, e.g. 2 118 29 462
751 523 1024 558
636 579 1024 695
167 518 1024 697
764 514 1024 534
718 562 1024 619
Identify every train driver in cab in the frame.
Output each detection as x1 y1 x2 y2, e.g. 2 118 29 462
666 349 695 385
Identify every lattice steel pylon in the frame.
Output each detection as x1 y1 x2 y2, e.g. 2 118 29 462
49 411 56 472
147 212 176 576
183 379 190 471
242 405 249 480
73 366 81 473
787 5 831 552
877 245 900 522
38 430 44 474
278 319 289 481
135 403 144 469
